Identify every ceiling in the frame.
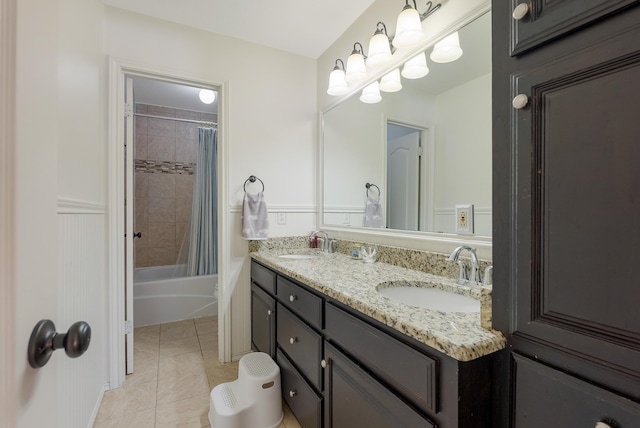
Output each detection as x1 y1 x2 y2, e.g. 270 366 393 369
103 0 375 59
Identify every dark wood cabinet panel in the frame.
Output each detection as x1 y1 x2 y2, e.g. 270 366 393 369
251 283 275 357
277 276 323 330
278 349 323 428
323 342 435 428
509 0 637 55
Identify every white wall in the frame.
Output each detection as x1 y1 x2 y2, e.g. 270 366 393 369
104 7 318 357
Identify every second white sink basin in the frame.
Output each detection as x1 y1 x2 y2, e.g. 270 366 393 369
377 282 480 313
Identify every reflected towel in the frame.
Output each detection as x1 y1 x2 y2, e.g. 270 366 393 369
363 196 384 228
242 192 269 239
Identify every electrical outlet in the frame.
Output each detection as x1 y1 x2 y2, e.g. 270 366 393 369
455 204 474 234
277 212 286 225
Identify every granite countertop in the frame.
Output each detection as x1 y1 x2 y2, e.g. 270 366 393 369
251 248 506 362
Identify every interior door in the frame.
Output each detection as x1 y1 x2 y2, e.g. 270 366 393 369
386 125 420 230
125 76 134 374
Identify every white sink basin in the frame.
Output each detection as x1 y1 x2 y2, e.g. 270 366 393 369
377 282 480 313
278 254 317 260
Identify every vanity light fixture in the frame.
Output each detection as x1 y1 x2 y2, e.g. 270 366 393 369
366 22 393 68
345 42 368 83
393 0 441 50
360 81 382 104
379 68 403 92
430 31 463 63
326 59 349 96
199 89 216 104
401 52 429 79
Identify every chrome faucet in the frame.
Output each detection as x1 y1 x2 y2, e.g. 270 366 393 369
446 245 479 285
309 230 331 252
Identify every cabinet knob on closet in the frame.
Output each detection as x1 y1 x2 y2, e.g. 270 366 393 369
321 359 327 368
289 390 297 398
512 94 529 109
267 309 272 316
289 337 297 345
512 3 530 20
289 294 297 302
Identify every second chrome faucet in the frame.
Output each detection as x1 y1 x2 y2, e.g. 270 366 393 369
447 245 492 286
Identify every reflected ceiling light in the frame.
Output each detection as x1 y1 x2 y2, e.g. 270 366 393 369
430 31 463 63
345 42 368 83
199 89 216 104
401 52 429 79
326 59 349 96
366 22 393 68
392 0 440 49
379 68 402 93
360 81 382 104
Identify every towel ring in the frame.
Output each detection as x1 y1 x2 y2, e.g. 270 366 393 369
244 175 265 193
365 183 380 198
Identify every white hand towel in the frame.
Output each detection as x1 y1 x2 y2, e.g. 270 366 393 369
363 196 384 228
242 192 269 239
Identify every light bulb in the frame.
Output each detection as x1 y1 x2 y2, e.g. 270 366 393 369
379 69 402 93
366 29 392 68
345 51 367 83
327 68 349 96
393 5 427 49
360 81 382 104
199 89 216 104
401 52 429 79
430 32 463 63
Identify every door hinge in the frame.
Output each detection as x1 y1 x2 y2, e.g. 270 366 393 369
124 103 133 118
124 320 133 335
417 146 424 156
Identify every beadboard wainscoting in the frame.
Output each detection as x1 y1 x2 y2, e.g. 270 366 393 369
57 198 107 427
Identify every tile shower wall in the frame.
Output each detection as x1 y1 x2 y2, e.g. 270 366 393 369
134 103 217 268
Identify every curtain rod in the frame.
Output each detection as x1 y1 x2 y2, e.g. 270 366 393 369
133 112 217 127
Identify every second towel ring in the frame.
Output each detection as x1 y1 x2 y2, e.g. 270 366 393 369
366 183 380 198
244 175 265 193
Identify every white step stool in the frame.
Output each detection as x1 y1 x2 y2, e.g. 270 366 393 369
209 352 283 428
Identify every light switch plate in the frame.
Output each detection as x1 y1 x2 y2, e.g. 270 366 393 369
455 204 474 234
277 212 286 225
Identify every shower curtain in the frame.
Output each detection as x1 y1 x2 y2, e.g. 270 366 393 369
186 127 218 276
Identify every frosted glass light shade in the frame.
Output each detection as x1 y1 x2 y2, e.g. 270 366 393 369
199 89 216 104
327 68 349 96
345 52 367 83
392 6 427 49
430 32 463 63
379 69 402 93
366 32 393 68
360 81 382 104
401 52 429 79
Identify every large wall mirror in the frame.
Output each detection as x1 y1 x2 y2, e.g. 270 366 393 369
321 9 492 248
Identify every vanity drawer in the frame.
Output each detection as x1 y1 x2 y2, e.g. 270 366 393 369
277 349 322 428
277 303 323 390
325 302 438 413
277 276 323 329
513 353 640 427
251 261 276 295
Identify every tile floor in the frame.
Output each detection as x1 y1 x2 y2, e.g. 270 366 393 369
94 316 301 428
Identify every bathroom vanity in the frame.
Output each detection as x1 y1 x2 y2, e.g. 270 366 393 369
250 250 505 428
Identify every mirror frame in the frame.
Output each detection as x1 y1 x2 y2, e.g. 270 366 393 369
318 1 492 260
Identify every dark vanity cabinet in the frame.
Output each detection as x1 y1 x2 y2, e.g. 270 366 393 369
250 260 494 428
250 262 276 357
493 1 640 426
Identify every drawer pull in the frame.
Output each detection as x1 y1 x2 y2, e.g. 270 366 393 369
289 294 297 302
512 94 529 109
595 422 615 428
267 309 272 316
289 389 297 398
321 359 327 368
512 3 530 20
289 337 297 345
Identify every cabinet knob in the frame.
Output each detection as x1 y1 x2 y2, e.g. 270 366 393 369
267 309 272 316
512 3 530 20
289 389 297 398
512 94 529 109
595 422 615 428
321 359 327 368
289 337 297 345
289 294 297 302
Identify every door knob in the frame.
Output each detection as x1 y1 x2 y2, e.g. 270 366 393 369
133 232 142 239
28 320 91 368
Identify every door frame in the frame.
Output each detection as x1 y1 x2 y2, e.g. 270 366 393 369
1 0 16 423
107 57 231 388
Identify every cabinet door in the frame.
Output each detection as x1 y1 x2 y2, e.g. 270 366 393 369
509 0 637 55
324 343 435 428
511 12 640 385
251 283 275 357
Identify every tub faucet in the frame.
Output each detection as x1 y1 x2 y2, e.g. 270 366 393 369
446 245 479 285
309 230 330 252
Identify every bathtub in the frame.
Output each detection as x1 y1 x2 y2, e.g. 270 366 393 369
133 265 218 327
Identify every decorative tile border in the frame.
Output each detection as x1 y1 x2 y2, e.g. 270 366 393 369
134 159 195 175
